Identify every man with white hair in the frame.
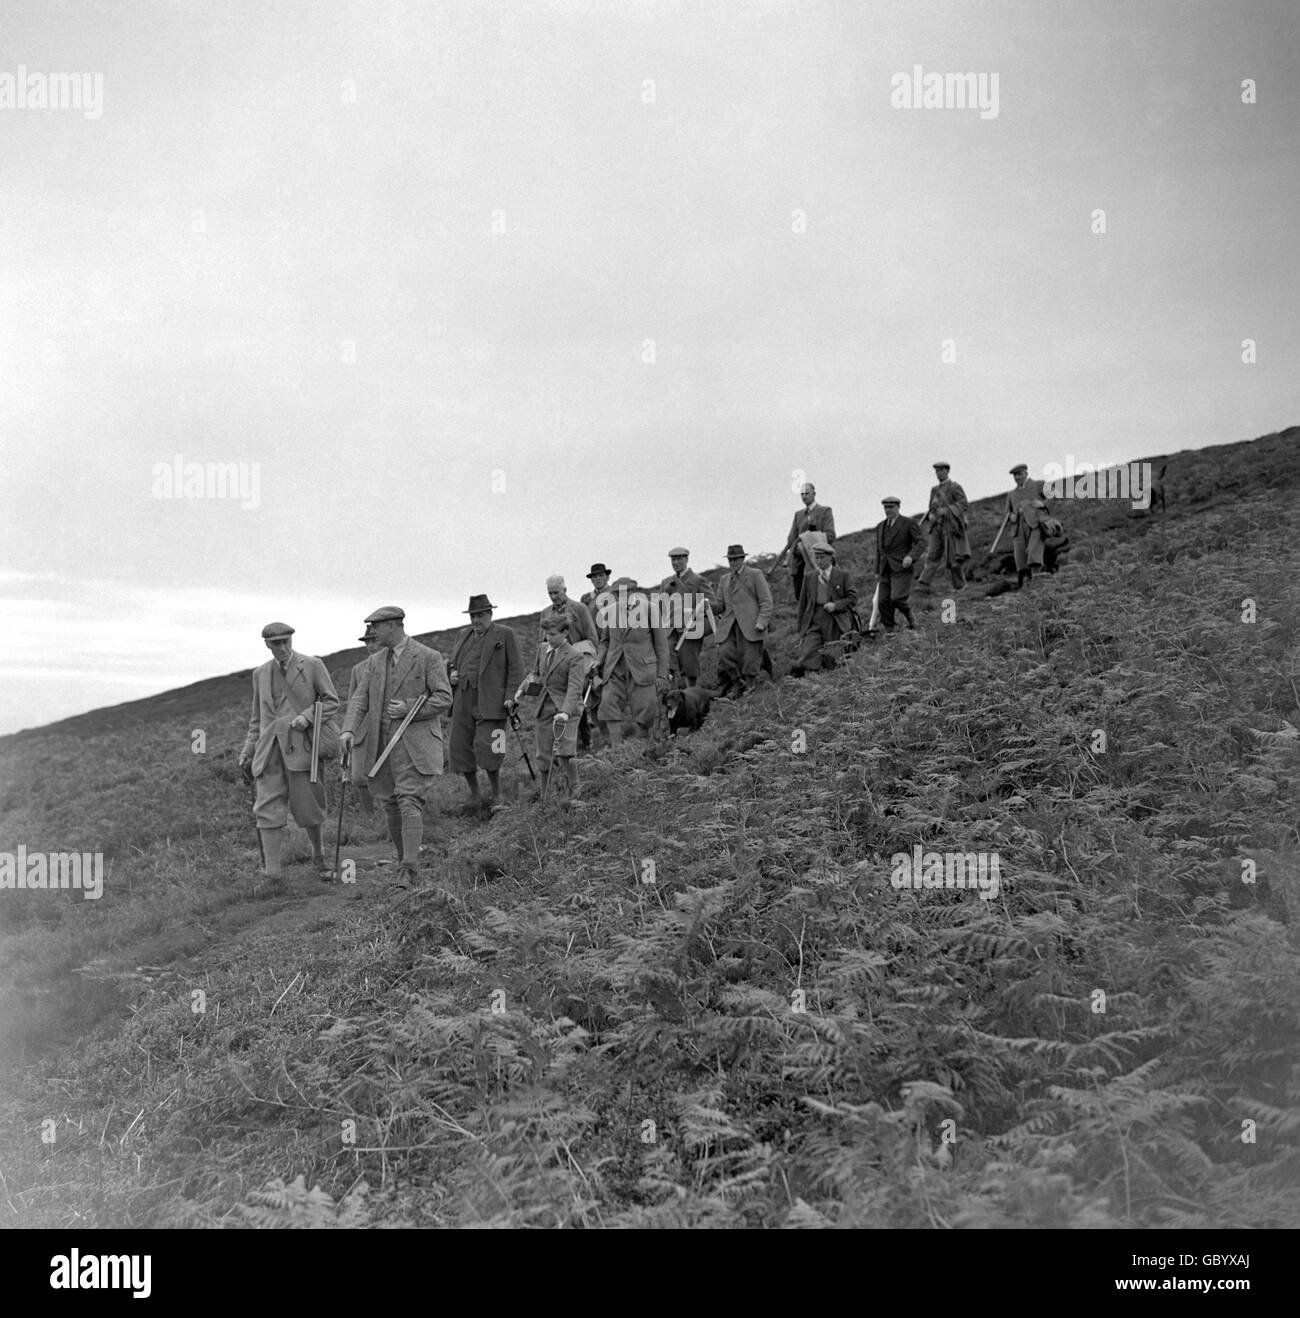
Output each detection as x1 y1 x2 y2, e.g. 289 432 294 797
771 483 836 603
538 574 597 651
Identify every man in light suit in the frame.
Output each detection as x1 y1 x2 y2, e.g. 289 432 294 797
1004 463 1052 587
345 626 382 813
239 622 340 878
447 594 523 810
594 579 671 745
510 614 586 798
874 495 927 631
793 543 859 674
340 605 453 882
772 483 836 603
716 544 773 699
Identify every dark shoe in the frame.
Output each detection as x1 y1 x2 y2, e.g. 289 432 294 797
395 862 418 885
314 856 335 881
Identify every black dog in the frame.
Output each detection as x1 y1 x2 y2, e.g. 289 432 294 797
664 686 711 735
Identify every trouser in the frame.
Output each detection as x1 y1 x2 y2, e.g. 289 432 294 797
917 528 966 590
448 684 506 773
790 558 806 604
535 702 579 776
370 729 435 865
254 743 327 830
877 565 915 629
1012 523 1045 572
795 617 843 672
597 661 658 734
670 634 703 684
718 630 764 688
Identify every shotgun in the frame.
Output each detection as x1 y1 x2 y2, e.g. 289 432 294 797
369 692 428 778
308 700 324 783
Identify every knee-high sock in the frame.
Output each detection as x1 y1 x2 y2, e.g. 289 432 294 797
401 816 423 865
306 825 324 859
383 802 403 858
261 826 285 877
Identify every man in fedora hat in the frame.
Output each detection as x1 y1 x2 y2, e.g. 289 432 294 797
345 626 383 813
447 595 523 810
659 547 717 689
239 622 340 879
593 577 671 746
340 606 453 882
716 544 773 699
1003 463 1052 587
581 563 616 627
792 542 858 675
509 613 586 799
874 496 926 631
916 462 971 592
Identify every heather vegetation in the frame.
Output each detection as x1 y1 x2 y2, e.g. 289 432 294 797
1 428 1297 1228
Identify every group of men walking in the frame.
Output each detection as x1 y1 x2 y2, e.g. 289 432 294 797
237 463 1057 878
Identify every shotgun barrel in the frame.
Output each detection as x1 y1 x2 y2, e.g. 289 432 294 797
368 692 428 778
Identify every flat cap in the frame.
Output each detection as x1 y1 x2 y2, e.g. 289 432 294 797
261 621 295 639
881 495 901 505
364 605 405 624
668 546 689 557
811 542 836 556
932 461 951 469
1009 463 1028 475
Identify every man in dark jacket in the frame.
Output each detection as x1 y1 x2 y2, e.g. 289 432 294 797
792 543 858 674
447 595 524 809
874 496 926 631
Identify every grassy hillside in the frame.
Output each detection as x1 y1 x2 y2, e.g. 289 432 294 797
1 427 1297 1227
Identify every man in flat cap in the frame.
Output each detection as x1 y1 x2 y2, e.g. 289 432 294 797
770 483 836 604
659 547 717 689
447 595 523 810
792 542 858 675
239 623 340 879
539 575 598 654
340 606 453 882
874 496 926 631
344 626 382 814
1002 464 1052 587
716 544 773 699
510 613 586 798
593 578 671 746
916 462 971 592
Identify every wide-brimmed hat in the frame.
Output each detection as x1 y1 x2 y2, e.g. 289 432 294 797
726 544 746 559
586 563 610 579
464 594 495 614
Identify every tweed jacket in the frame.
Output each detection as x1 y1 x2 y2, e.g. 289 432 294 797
519 640 586 721
1005 478 1051 530
342 638 453 776
715 565 773 643
596 592 671 687
797 565 858 637
448 622 524 721
784 503 836 552
241 653 340 775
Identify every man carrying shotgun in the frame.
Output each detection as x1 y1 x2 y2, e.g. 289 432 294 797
238 622 339 879
339 605 453 883
658 547 716 689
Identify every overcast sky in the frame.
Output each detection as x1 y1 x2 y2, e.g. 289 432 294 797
1 0 1296 734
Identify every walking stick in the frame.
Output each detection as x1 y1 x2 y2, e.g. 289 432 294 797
369 693 428 777
507 706 537 781
332 750 348 882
